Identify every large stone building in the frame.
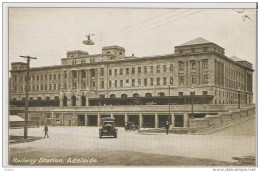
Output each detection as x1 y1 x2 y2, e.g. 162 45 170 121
9 37 254 128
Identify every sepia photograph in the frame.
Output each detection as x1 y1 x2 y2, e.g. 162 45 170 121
3 2 257 168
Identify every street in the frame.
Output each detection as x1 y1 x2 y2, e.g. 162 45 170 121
9 118 255 166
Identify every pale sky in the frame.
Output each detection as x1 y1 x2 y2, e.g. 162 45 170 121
8 7 257 99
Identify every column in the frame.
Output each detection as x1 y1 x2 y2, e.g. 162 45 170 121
124 113 128 123
171 113 174 128
184 113 189 128
85 113 88 126
155 113 159 128
97 113 101 127
139 113 143 128
61 113 64 126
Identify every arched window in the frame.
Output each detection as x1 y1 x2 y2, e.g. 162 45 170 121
107 51 111 54
158 92 165 97
121 94 128 98
133 93 140 98
54 96 60 101
81 95 86 106
29 97 34 101
145 93 152 98
63 96 67 106
71 95 76 106
46 96 50 101
37 97 42 101
110 94 116 98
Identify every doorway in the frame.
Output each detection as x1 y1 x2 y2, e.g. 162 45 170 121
87 115 98 126
143 115 155 128
174 114 184 127
77 115 85 126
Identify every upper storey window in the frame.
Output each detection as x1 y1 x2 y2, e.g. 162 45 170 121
203 47 208 52
191 60 196 70
107 51 111 54
191 48 195 53
202 59 208 69
119 52 122 55
180 50 183 54
179 61 184 70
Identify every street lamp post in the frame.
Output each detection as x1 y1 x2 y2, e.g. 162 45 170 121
190 86 195 119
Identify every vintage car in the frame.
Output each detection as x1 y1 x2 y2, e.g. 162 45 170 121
99 117 118 138
124 122 140 131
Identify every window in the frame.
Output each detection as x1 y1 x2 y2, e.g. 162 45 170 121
150 66 154 73
14 86 17 92
64 72 67 79
170 64 174 71
58 74 61 79
41 75 43 80
179 92 183 96
202 59 208 69
163 65 167 72
82 70 86 78
21 86 23 92
54 74 56 80
180 50 183 54
204 75 208 84
156 65 160 73
37 75 39 80
138 67 141 74
170 77 174 85
114 69 118 76
109 81 112 87
41 85 43 91
49 74 52 80
73 83 77 88
115 80 117 87
157 77 160 85
33 76 35 81
163 77 167 85
119 68 123 75
203 47 207 52
191 48 195 53
150 78 154 86
179 61 184 70
100 81 104 89
144 66 147 73
144 78 147 86
126 68 129 75
101 68 104 76
109 69 112 75
21 76 23 81
126 79 129 86
49 84 52 90
191 61 196 70
82 82 86 88
32 85 35 91
54 84 56 90
13 75 17 82
138 79 141 86
58 84 60 90
45 75 47 80
120 80 123 87
132 79 135 86
37 85 39 91
132 67 135 74
191 75 196 84
92 81 95 87
179 76 184 85
203 91 208 95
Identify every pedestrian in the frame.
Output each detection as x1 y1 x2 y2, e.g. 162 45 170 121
43 125 49 138
165 121 170 135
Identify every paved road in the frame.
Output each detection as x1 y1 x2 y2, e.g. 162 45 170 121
8 119 255 166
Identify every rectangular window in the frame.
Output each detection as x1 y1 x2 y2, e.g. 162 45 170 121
126 79 129 86
49 84 52 90
92 81 95 87
37 75 39 80
179 61 184 70
150 78 154 86
115 80 117 87
179 92 183 96
20 76 23 81
138 67 141 74
101 68 104 76
138 79 141 86
150 66 154 73
49 74 52 80
82 70 86 78
100 81 104 89
37 85 39 91
203 91 208 96
54 74 56 80
58 74 61 79
33 76 35 81
144 78 147 86
58 84 60 90
180 50 183 54
14 86 17 92
156 65 160 73
126 68 129 75
203 47 207 52
163 77 167 85
109 81 112 87
119 68 123 75
41 85 43 91
73 83 77 88
132 79 135 86
41 75 43 80
54 84 56 90
45 75 47 80
64 83 67 89
163 65 167 72
33 85 35 91
82 82 86 88
64 72 67 79
157 77 160 85
21 86 23 92
144 66 147 73
170 77 174 85
132 67 135 74
120 80 123 87
179 76 184 85
109 69 112 75
13 75 17 82
191 48 195 53
191 75 196 84
202 59 208 69
204 75 208 84
191 61 196 70
114 69 117 76
170 64 174 71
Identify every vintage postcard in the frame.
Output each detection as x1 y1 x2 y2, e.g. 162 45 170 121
3 2 257 168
